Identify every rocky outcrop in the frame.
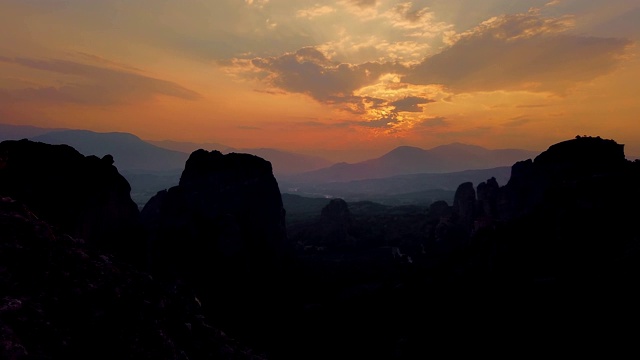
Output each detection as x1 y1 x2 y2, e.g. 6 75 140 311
316 198 353 247
476 177 499 218
0 139 141 261
290 198 358 251
533 135 625 178
423 136 640 286
452 182 476 228
424 200 452 242
0 197 264 360
141 149 287 295
498 136 630 221
491 137 640 278
435 136 634 231
321 198 351 223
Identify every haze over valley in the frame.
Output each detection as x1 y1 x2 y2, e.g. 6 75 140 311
1 123 539 207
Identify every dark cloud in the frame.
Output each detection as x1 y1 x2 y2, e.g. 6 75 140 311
248 47 400 111
250 47 397 101
227 10 632 121
324 95 388 114
347 0 378 9
390 96 434 112
403 12 632 93
231 10 633 116
0 56 201 105
358 114 400 128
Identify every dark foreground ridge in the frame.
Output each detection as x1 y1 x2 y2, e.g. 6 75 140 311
0 197 265 359
286 136 640 357
420 136 640 289
0 139 143 261
2 136 640 359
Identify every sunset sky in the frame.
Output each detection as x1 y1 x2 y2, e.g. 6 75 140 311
1 0 639 161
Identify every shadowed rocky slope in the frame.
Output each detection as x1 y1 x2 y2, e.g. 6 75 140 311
0 139 142 261
3 136 640 359
0 197 265 360
283 136 640 358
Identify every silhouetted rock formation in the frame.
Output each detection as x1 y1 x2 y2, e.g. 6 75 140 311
316 198 353 247
452 182 476 228
424 136 640 289
535 135 626 177
476 177 499 218
141 150 288 339
6 134 639 359
0 139 142 261
142 149 287 278
0 197 264 360
423 200 452 244
290 198 362 251
498 136 628 221
488 136 640 284
321 198 351 222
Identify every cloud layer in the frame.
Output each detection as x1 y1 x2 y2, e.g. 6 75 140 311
404 11 632 92
1 0 638 155
0 56 200 105
224 8 632 132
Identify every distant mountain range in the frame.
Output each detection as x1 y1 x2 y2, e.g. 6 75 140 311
146 139 228 153
285 143 538 183
147 139 334 175
32 130 189 172
1 124 333 175
1 123 540 207
0 123 67 141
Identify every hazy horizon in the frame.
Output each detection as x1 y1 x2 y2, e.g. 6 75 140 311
145 135 546 163
2 122 550 164
1 1 639 157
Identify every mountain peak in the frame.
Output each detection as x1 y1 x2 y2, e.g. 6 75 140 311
41 129 142 142
383 146 426 157
31 130 189 171
289 143 537 183
431 142 487 151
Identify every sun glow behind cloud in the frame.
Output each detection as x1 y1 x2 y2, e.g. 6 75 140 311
0 0 638 158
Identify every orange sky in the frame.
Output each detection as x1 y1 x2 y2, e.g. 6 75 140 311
1 0 639 161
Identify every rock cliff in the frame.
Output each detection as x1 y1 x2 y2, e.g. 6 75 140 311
141 150 287 281
0 139 142 261
140 149 289 346
426 136 640 285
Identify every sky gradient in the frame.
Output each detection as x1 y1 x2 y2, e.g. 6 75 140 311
1 0 639 161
